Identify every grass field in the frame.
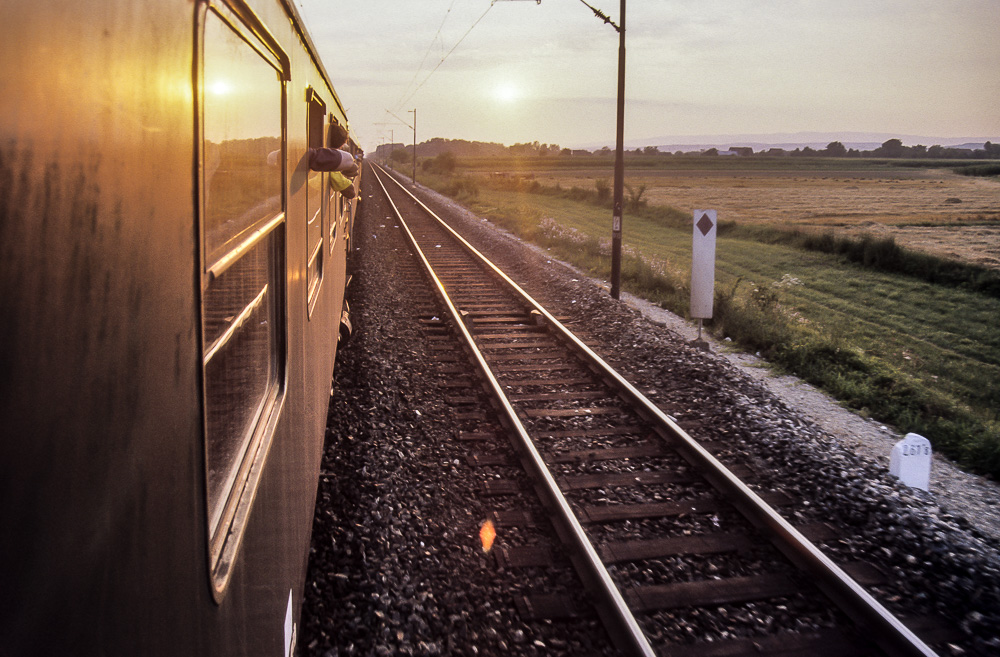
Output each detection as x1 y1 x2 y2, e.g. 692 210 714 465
476 157 1000 269
416 155 1000 479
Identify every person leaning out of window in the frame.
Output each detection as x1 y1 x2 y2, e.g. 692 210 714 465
309 123 359 198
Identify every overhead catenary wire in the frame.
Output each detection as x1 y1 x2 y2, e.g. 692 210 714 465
393 0 462 111
392 1 495 111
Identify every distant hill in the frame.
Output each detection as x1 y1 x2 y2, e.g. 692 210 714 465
375 137 509 158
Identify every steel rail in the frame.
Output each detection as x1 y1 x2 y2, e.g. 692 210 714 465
370 165 657 657
373 164 939 657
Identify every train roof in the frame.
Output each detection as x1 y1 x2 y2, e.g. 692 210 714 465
280 0 349 123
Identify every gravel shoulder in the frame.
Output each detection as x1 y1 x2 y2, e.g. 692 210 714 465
622 292 1000 544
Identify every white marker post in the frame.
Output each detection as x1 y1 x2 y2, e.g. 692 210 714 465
690 210 717 349
889 433 932 491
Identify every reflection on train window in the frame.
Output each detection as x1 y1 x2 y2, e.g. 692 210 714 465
202 234 278 524
201 7 285 580
203 18 282 267
306 89 325 313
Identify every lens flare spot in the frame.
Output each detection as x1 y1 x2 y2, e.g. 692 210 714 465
479 519 496 553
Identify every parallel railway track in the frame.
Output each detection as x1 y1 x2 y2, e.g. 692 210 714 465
370 163 942 657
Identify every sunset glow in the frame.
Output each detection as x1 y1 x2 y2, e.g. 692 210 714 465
298 0 1000 150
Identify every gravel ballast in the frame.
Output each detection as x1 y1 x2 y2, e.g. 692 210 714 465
301 171 1000 656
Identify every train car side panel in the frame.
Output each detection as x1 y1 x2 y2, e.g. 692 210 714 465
0 0 353 653
0 0 206 653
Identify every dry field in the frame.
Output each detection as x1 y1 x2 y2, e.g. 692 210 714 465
534 167 1000 269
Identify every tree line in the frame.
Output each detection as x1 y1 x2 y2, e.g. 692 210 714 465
771 139 1000 159
664 139 999 159
379 137 1000 161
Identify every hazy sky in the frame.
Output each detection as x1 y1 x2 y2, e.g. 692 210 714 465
297 0 999 151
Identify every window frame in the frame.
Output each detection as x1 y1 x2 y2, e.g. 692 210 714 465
196 0 290 602
305 87 326 317
328 115 340 254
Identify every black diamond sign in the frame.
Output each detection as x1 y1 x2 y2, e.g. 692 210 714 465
696 212 714 236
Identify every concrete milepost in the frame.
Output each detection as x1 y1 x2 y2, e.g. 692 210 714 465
890 433 932 491
691 210 717 347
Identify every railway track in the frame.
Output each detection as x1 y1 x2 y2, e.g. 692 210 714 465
370 163 943 657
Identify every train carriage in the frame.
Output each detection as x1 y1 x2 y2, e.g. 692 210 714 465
0 0 356 653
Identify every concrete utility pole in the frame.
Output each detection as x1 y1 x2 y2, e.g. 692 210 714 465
504 0 627 298
409 108 417 184
568 0 627 298
374 125 397 166
382 111 416 178
610 0 626 299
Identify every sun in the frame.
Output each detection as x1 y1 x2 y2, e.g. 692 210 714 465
494 82 520 103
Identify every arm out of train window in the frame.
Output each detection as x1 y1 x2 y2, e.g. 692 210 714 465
308 148 359 177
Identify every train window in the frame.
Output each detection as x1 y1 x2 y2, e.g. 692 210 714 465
328 180 339 253
340 194 350 239
306 89 325 314
201 4 287 598
328 117 339 252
